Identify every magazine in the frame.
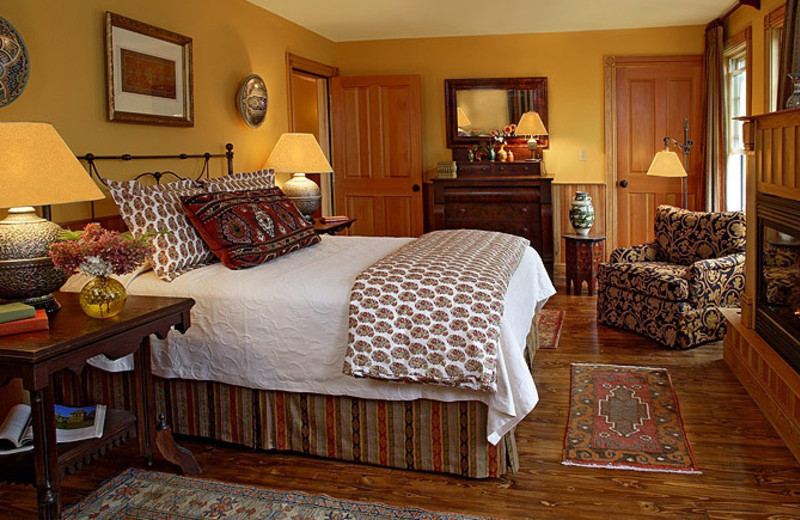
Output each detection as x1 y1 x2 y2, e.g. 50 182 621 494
0 404 33 454
53 404 107 444
0 403 107 455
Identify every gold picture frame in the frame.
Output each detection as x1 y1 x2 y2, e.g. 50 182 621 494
104 12 194 127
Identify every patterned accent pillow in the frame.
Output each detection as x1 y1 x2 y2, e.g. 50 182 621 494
654 205 746 265
200 169 275 192
180 188 320 270
107 180 217 281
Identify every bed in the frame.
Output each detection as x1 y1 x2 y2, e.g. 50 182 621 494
58 147 556 478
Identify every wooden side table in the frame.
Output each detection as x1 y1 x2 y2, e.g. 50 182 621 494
0 292 197 520
563 233 606 296
314 218 356 235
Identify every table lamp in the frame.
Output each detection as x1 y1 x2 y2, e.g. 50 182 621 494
0 122 105 312
457 107 472 134
265 133 333 222
515 111 548 161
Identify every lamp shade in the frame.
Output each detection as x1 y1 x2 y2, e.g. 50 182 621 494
0 122 104 208
646 150 687 178
457 107 472 127
516 111 548 136
264 133 332 173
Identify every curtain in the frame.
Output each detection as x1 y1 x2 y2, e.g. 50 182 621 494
778 0 800 107
507 90 536 125
702 20 727 212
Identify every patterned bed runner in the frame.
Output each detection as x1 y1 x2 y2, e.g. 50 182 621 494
343 229 529 392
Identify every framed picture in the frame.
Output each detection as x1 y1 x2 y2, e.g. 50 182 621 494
104 12 194 126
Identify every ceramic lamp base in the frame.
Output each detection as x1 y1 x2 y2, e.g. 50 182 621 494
0 208 68 313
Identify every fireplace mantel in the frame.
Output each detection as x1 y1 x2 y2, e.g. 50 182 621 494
726 107 800 463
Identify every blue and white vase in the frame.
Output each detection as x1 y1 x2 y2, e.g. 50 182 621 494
569 191 595 236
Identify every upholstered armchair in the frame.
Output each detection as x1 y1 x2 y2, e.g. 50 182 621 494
596 205 746 349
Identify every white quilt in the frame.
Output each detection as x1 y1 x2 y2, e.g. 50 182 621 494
62 235 555 444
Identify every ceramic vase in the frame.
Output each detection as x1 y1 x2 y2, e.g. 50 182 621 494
496 143 508 162
786 73 800 109
569 191 595 236
79 276 127 319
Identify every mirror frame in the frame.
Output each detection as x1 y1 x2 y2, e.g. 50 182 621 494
445 77 548 149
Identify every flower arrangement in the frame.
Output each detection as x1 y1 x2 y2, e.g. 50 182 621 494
491 124 517 144
49 223 157 277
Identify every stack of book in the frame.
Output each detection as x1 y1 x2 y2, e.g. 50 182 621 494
320 215 350 224
0 303 48 337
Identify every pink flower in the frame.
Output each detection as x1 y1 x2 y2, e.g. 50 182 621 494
49 223 161 276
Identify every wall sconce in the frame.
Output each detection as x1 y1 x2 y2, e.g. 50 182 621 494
646 119 693 208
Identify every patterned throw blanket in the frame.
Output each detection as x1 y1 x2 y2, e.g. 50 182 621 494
342 229 529 392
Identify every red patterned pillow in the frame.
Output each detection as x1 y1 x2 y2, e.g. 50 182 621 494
107 179 217 281
200 169 275 192
180 188 320 269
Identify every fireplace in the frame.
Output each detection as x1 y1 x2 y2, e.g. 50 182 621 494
756 193 800 373
723 108 800 464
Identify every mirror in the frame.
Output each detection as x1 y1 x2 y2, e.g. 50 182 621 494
445 77 548 148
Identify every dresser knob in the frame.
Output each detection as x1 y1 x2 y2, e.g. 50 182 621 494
522 228 529 234
521 207 528 214
458 208 466 215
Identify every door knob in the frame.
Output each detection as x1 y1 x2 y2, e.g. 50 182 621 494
412 184 421 192
619 180 629 188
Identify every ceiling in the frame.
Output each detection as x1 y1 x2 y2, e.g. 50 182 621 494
247 0 737 42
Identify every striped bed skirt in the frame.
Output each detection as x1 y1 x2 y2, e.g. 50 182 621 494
58 368 518 478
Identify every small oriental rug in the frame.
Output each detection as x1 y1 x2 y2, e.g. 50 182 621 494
536 309 565 350
562 363 700 474
63 468 494 519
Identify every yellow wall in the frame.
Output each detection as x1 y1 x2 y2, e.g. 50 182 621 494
0 0 336 222
336 26 705 184
725 0 787 116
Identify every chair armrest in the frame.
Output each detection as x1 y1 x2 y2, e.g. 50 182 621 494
688 253 746 306
609 242 661 263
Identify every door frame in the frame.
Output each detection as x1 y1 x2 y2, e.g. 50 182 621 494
285 53 339 133
603 55 704 252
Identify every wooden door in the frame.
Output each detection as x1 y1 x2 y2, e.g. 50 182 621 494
612 56 703 248
331 75 423 237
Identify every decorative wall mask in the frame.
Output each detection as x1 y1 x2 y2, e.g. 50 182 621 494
0 16 30 108
237 74 268 128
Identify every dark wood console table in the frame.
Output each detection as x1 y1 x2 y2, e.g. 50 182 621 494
428 162 554 278
0 292 196 520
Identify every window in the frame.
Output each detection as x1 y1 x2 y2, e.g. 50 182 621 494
724 29 750 212
765 5 785 112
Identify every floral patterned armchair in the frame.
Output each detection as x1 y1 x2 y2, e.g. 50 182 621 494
596 205 746 349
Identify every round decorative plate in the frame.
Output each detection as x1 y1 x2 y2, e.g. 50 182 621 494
0 16 29 108
237 74 268 128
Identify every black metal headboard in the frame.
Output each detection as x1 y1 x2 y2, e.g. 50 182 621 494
77 143 234 186
66 143 234 222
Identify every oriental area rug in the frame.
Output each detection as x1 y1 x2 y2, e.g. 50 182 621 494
62 468 494 519
536 309 565 350
562 363 700 474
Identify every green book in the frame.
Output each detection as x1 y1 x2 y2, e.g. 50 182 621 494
0 302 36 324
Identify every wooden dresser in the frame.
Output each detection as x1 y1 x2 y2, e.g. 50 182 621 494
428 161 553 278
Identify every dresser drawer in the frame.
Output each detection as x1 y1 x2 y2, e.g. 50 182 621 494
445 202 535 222
445 219 537 242
493 162 540 175
457 163 492 176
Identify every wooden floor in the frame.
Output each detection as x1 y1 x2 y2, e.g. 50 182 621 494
2 284 800 519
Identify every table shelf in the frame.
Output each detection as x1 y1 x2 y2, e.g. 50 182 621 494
0 409 137 484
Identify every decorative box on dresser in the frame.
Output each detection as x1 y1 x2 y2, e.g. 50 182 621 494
429 160 554 278
723 108 800 463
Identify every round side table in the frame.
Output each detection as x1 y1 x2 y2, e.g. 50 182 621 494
563 233 606 296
